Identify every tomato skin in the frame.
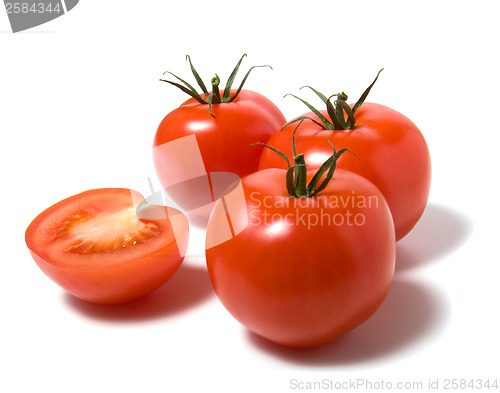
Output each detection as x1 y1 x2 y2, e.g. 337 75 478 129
259 103 431 241
205 169 395 348
25 188 189 304
153 89 286 217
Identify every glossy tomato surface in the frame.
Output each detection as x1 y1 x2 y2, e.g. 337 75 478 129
25 188 189 304
205 168 395 348
153 89 285 218
259 103 431 240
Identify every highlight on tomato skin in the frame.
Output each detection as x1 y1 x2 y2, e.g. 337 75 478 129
25 188 189 305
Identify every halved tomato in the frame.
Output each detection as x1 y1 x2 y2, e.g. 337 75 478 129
25 188 189 304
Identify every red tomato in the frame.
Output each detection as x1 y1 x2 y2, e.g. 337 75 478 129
259 102 431 240
205 168 395 348
154 89 285 218
154 54 285 218
25 188 189 304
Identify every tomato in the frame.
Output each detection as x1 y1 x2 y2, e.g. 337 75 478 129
259 104 431 240
25 188 189 304
153 55 286 218
259 74 431 241
205 138 396 347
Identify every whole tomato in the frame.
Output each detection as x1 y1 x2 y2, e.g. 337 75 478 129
258 71 431 241
205 134 395 347
153 55 285 219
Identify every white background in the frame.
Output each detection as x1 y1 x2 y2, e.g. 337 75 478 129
1 1 499 392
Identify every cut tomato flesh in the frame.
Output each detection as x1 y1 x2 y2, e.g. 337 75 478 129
26 188 185 269
25 188 189 304
55 207 160 253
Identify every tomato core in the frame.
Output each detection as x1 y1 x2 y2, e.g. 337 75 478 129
54 207 162 254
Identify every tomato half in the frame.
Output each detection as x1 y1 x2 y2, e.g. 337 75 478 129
259 103 431 240
205 168 395 348
153 89 286 218
25 188 189 304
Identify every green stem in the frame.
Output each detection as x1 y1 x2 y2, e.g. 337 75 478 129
283 69 384 131
335 100 356 129
160 54 273 116
211 75 222 103
293 155 307 197
251 121 353 198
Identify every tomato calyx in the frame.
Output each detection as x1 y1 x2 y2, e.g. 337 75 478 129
283 68 384 131
160 54 272 118
252 122 353 198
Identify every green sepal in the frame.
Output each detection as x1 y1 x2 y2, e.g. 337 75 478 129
222 54 247 102
161 54 273 116
293 155 307 197
306 154 335 195
284 93 333 129
326 95 345 130
310 146 353 196
186 55 209 96
281 116 325 131
206 93 215 118
230 65 272 102
286 167 297 197
249 143 291 168
160 71 207 104
251 118 355 198
286 69 384 130
335 99 356 129
300 86 328 104
352 68 383 114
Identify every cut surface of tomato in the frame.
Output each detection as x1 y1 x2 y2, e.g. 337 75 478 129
26 188 189 304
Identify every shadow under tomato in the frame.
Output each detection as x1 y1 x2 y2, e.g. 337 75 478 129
245 277 450 366
63 257 215 322
396 203 473 273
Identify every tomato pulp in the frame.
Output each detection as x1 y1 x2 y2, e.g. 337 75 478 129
25 188 189 304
